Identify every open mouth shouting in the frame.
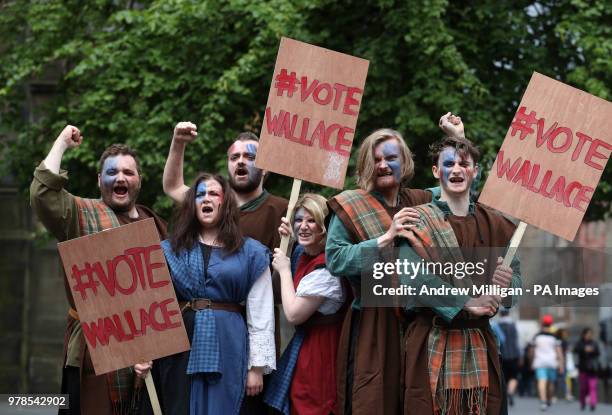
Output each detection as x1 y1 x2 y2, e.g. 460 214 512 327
448 176 464 184
113 184 129 199
234 166 249 180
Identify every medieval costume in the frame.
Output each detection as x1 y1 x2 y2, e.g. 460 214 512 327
401 196 521 415
155 237 275 414
30 162 167 415
325 188 432 415
239 190 288 252
264 251 346 414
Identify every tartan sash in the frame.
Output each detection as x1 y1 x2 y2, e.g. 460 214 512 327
332 190 392 240
74 197 139 415
332 190 409 316
263 329 306 414
160 241 222 377
407 203 489 415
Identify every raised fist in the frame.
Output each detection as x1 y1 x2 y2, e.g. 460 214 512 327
439 112 465 138
173 121 198 143
56 125 82 149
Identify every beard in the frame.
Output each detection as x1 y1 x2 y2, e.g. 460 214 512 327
100 184 141 212
229 168 263 194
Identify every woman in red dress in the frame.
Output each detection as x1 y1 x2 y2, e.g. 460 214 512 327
264 193 347 414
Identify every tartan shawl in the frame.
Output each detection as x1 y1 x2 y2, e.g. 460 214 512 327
331 190 392 240
160 240 222 378
263 329 306 414
73 197 139 415
406 203 488 415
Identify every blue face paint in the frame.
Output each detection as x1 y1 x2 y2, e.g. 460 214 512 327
382 141 402 183
439 148 458 185
245 143 260 182
101 157 118 190
293 209 305 235
195 182 207 204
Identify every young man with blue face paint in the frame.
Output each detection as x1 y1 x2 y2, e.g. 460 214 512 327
30 125 167 415
401 136 522 415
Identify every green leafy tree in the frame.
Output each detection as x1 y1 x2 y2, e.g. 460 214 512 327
1 0 609 221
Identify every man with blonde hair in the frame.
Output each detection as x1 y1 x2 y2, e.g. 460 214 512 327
326 126 434 415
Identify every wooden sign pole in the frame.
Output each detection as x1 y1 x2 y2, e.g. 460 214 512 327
501 221 528 268
279 178 302 254
145 372 163 415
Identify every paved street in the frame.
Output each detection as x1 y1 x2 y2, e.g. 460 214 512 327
510 396 611 414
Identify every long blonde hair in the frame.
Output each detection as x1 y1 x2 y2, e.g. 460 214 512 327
356 128 415 191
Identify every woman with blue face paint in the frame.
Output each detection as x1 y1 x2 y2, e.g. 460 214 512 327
264 193 347 414
137 173 275 414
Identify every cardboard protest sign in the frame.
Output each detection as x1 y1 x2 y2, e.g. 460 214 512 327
479 72 612 241
57 218 189 375
255 37 369 189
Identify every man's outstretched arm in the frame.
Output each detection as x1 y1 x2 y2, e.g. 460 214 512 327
163 121 197 204
31 125 82 241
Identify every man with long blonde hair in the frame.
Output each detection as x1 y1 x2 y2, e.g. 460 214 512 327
326 126 435 415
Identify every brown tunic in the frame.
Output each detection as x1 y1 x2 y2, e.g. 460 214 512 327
329 188 432 415
403 203 516 415
239 193 288 251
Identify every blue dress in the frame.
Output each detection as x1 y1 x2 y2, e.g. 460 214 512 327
161 237 270 414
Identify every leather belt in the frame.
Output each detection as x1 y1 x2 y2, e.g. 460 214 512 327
179 299 245 314
416 312 489 330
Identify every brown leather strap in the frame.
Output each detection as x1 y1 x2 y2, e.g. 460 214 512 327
415 312 489 329
68 307 79 321
183 298 245 314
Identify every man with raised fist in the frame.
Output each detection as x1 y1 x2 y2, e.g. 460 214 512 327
30 125 167 415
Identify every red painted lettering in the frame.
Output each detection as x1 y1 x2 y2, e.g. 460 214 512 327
300 76 318 102
549 176 567 204
71 262 99 301
265 107 285 136
343 87 362 116
113 255 137 295
312 83 333 106
511 159 531 186
564 181 583 208
332 83 348 111
112 314 132 341
144 244 169 289
572 132 593 161
547 127 573 153
535 118 558 148
139 307 151 336
573 186 594 212
159 298 182 329
82 318 106 348
584 139 612 171
125 246 147 289
496 150 522 180
95 261 116 296
103 316 124 344
335 127 354 157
